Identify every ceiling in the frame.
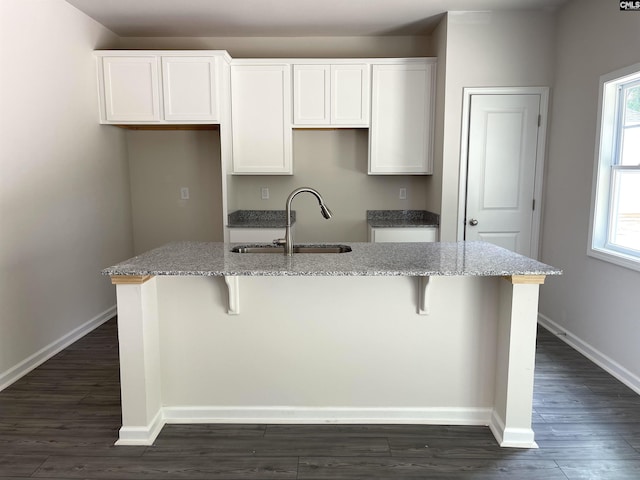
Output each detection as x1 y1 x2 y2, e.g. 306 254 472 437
65 0 567 37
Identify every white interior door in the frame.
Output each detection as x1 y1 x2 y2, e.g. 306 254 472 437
465 94 541 256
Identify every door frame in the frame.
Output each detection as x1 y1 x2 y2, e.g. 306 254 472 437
456 87 550 259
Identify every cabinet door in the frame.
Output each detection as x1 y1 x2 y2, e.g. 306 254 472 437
231 65 292 174
162 56 219 122
102 56 161 122
331 64 369 126
369 227 438 243
293 65 330 125
228 228 284 243
369 62 436 174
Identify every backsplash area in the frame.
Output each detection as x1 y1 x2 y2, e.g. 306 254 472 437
227 129 431 242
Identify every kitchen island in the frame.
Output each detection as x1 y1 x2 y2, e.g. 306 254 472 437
104 241 560 448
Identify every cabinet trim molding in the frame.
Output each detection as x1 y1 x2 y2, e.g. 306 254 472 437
111 275 154 285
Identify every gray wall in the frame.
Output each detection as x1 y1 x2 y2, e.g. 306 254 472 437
229 130 430 242
423 17 448 218
538 0 640 390
0 0 133 388
437 10 557 241
127 130 223 254
119 36 433 58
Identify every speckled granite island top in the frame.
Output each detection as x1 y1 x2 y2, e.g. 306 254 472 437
103 241 561 278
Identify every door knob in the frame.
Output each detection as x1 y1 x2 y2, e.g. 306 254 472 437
468 219 479 226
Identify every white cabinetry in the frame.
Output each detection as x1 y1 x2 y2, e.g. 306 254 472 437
161 56 220 122
293 64 369 126
369 59 436 174
100 56 161 122
228 228 284 243
369 227 438 243
95 51 228 124
230 63 292 174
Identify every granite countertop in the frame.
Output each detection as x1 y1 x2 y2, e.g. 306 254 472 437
367 210 440 228
227 210 295 228
103 241 561 278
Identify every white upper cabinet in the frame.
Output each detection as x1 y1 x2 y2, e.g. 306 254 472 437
293 63 369 127
230 63 292 175
96 51 228 124
95 52 437 177
369 59 437 175
101 56 161 122
293 65 330 125
161 56 219 122
331 64 370 125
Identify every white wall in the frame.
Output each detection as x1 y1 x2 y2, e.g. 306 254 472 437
0 0 132 389
538 0 640 390
438 11 556 240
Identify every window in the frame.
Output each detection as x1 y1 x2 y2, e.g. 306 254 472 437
589 63 640 271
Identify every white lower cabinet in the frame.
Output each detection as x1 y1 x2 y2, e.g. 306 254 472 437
230 63 292 174
368 227 438 243
228 228 284 243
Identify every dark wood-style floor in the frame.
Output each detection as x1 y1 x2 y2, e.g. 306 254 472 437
1 318 640 479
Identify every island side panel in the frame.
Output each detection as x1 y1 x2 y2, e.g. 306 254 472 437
113 278 163 445
491 278 541 448
155 275 499 424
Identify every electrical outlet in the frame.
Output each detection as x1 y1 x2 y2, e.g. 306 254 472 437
180 187 190 200
261 187 269 200
399 188 407 200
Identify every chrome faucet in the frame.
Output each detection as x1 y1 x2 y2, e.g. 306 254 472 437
276 187 332 256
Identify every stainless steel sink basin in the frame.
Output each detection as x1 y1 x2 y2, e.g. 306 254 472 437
231 244 352 254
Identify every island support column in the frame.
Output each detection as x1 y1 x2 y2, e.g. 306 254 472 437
491 275 545 448
110 275 163 446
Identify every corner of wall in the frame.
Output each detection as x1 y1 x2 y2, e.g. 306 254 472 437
538 313 640 395
0 0 133 388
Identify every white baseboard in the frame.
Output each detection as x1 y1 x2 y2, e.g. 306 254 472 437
115 410 164 446
488 410 537 449
538 313 640 395
114 406 494 446
114 406 546 449
162 406 493 425
0 305 116 392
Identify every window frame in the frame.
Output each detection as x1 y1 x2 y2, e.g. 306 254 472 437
588 62 640 272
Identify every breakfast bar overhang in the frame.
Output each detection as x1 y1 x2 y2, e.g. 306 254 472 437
104 241 561 448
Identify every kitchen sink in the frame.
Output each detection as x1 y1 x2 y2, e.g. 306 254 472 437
231 244 352 254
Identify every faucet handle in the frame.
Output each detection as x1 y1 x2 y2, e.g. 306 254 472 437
273 238 286 247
